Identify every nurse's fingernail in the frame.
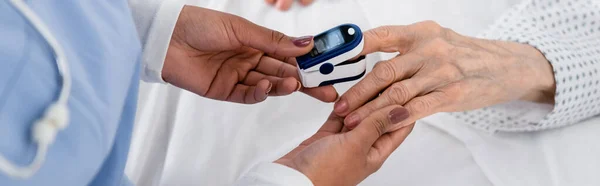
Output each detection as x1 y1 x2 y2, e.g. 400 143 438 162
345 114 360 128
334 99 348 114
389 107 410 125
295 81 302 91
293 36 313 47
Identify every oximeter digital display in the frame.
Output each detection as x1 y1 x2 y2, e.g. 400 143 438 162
296 24 366 88
311 29 345 57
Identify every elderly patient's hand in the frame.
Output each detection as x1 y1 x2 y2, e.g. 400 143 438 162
163 5 337 104
264 0 315 11
334 21 556 130
276 106 413 186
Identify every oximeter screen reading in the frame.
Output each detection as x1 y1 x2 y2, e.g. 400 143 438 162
310 29 345 57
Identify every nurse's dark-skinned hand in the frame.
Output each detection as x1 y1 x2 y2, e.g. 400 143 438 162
334 21 556 131
275 106 413 186
163 5 337 104
264 0 315 11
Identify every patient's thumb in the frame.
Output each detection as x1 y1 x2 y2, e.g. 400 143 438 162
234 19 314 56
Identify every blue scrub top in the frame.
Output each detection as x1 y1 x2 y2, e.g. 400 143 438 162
0 0 141 185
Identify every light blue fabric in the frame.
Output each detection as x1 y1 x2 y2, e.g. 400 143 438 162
0 0 141 185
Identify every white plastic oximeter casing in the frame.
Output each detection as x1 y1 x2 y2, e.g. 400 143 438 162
296 24 366 88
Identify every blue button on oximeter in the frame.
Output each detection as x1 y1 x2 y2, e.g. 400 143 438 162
296 24 366 87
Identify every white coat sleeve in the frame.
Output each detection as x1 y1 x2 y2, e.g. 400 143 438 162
452 0 600 132
129 0 185 83
235 163 314 186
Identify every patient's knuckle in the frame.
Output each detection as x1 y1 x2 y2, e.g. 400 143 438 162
425 38 453 57
347 84 369 101
372 61 386 70
416 20 443 34
420 20 442 28
429 37 450 48
386 83 411 103
442 27 459 39
445 83 466 103
371 26 403 48
410 98 433 114
437 63 463 80
373 26 394 40
372 61 397 84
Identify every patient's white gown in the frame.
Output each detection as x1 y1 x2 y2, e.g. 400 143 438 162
126 0 600 185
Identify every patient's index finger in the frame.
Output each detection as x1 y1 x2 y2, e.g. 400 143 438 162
359 26 417 57
334 53 422 116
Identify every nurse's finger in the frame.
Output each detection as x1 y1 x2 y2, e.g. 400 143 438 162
346 105 409 153
341 126 351 133
243 71 298 96
297 113 344 147
279 112 344 161
227 80 271 104
343 77 437 129
267 55 299 68
299 0 315 6
367 123 414 168
300 86 339 103
318 113 345 134
205 66 239 101
265 0 276 5
333 54 422 116
256 56 301 80
276 0 294 11
231 4 312 56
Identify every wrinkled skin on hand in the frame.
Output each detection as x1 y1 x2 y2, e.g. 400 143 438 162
334 21 556 130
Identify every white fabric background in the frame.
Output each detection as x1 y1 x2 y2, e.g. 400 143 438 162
127 1 600 186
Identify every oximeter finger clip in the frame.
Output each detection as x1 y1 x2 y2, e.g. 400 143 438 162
296 24 366 88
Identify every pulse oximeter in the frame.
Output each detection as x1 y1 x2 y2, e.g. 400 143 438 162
296 24 366 88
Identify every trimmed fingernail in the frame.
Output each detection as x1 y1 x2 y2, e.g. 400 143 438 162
295 81 302 91
334 99 348 114
266 83 273 95
389 107 410 125
345 114 360 128
293 36 313 47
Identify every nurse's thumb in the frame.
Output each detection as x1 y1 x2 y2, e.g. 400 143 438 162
233 19 314 57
